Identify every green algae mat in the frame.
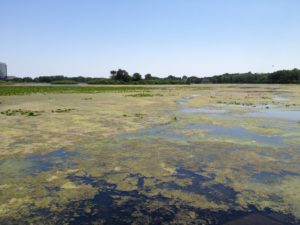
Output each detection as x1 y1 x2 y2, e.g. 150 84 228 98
0 84 299 224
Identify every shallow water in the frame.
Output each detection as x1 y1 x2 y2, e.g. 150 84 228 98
0 148 78 178
186 124 292 145
1 87 300 224
273 96 289 101
247 109 300 121
180 108 228 114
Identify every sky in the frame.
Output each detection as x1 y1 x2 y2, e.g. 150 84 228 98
1 0 300 78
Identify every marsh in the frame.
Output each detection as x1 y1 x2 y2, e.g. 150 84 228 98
0 84 299 224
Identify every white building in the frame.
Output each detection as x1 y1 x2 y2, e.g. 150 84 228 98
0 62 7 80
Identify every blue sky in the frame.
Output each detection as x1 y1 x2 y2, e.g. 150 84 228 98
1 0 300 77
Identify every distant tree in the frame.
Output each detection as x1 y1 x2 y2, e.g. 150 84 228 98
113 69 131 82
166 75 181 80
198 69 300 84
110 70 117 79
132 73 142 81
34 75 64 83
9 68 300 85
22 77 33 82
268 69 300 84
187 76 202 84
182 75 188 82
145 74 152 80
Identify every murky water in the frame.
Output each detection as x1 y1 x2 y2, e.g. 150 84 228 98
1 90 300 224
0 148 78 178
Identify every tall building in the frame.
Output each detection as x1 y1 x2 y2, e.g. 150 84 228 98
0 62 7 80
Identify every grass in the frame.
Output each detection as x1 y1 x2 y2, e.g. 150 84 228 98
0 86 150 96
51 80 78 85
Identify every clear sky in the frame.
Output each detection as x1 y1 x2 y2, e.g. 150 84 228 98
1 0 300 78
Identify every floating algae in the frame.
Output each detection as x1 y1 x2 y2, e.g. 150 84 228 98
0 85 300 224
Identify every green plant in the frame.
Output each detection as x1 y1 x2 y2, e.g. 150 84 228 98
0 86 149 96
51 108 74 113
51 80 78 85
0 109 43 116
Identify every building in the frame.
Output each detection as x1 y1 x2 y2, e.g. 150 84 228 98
0 62 7 80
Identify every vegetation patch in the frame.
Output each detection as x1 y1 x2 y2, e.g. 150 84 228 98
0 86 151 96
82 97 93 100
134 113 146 118
51 108 75 113
125 92 163 97
0 80 7 85
217 100 255 106
51 80 78 85
0 109 43 116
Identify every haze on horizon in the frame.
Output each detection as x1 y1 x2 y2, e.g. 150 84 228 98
1 0 300 78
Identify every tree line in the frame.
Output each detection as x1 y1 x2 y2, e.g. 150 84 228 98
11 69 188 84
9 68 300 84
198 69 300 84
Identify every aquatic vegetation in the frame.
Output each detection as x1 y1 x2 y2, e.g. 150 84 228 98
51 108 75 113
0 85 151 96
82 97 93 100
216 100 255 106
125 92 163 97
0 84 300 224
134 113 145 118
0 109 43 116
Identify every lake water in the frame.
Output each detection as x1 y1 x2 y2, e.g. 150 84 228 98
1 91 299 224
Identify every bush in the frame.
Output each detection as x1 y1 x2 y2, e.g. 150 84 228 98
51 80 78 85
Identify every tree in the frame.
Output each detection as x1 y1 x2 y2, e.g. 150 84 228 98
22 77 33 82
110 70 117 79
166 75 181 80
145 74 152 80
114 69 131 82
132 73 142 81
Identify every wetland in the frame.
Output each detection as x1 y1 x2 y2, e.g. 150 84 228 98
0 84 300 224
